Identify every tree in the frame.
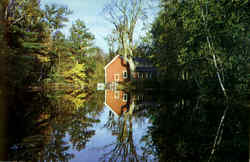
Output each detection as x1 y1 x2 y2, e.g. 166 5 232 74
141 93 249 162
103 0 147 72
102 109 142 161
150 0 250 158
69 19 94 63
44 4 72 31
1 0 72 89
105 30 119 61
1 1 105 160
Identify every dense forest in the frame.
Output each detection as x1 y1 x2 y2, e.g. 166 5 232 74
0 0 105 160
0 0 250 161
0 0 106 104
104 0 249 99
144 1 250 161
151 0 250 95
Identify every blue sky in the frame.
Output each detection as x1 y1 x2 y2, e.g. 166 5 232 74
41 0 112 53
41 0 159 54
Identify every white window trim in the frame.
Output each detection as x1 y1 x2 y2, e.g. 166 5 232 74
123 71 128 79
123 93 128 102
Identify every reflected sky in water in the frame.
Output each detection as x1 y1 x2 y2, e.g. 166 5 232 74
4 89 249 162
67 105 152 161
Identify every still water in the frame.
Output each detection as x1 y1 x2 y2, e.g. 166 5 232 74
3 88 250 161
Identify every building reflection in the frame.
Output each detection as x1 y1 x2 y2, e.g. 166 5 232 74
104 90 130 116
102 90 152 161
104 90 151 117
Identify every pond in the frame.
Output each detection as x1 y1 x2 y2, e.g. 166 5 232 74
2 87 250 162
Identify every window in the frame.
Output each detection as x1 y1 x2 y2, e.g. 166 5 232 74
123 93 128 102
149 73 152 78
123 71 128 79
141 73 144 78
114 74 119 82
137 95 143 101
114 91 120 99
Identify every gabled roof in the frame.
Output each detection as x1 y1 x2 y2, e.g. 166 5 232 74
104 55 121 70
104 103 120 117
104 55 155 71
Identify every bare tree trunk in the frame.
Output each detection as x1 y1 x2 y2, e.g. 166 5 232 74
200 1 229 161
104 0 145 75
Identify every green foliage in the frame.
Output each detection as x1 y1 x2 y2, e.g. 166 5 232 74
45 19 105 109
44 4 72 30
150 0 250 99
1 0 105 161
1 0 72 89
69 19 95 63
141 1 250 160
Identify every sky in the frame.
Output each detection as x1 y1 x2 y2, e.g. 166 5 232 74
41 0 159 54
41 0 113 53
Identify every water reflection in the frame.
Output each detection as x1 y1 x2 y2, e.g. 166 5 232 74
3 88 250 161
102 90 151 161
141 93 249 162
6 90 102 161
105 90 130 116
103 89 249 161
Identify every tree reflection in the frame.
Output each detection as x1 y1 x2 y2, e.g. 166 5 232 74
39 130 74 162
68 107 99 151
101 96 148 162
140 94 249 162
7 89 102 161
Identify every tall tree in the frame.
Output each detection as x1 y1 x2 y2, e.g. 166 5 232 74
150 0 250 158
103 0 147 72
69 19 94 63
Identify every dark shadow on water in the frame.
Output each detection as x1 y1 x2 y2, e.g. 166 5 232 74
1 86 250 161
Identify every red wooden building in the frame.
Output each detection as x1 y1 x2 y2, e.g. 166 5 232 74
104 55 130 84
104 90 129 116
104 55 156 84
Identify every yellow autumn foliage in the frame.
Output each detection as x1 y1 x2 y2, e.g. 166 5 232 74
58 63 88 110
63 63 87 87
63 92 86 110
37 54 51 63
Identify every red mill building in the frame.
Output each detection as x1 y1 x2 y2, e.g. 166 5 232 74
104 55 156 85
